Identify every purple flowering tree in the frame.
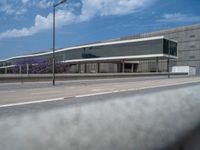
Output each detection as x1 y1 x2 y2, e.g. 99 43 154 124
11 57 70 74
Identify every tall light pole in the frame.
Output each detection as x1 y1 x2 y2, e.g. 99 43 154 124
52 0 67 86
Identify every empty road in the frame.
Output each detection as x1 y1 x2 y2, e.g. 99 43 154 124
0 76 200 150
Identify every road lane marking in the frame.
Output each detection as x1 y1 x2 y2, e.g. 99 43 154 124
126 80 200 92
92 89 104 92
75 80 200 98
0 90 16 94
91 88 117 92
75 91 118 98
31 91 64 95
0 80 199 108
0 97 65 108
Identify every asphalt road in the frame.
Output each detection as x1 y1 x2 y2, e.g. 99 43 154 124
0 76 200 107
0 80 200 150
0 77 200 150
0 80 199 118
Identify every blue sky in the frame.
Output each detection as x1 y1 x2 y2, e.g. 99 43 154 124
0 0 200 59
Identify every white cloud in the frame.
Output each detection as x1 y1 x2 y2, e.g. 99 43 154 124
0 10 76 39
0 0 156 40
158 13 200 23
21 0 30 5
79 0 155 21
36 0 53 9
0 0 53 15
0 2 27 15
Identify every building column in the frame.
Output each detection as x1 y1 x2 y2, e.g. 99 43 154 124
97 63 100 73
117 63 120 73
26 64 29 75
122 60 125 73
19 65 22 74
156 57 159 72
5 67 7 74
84 63 87 73
78 63 81 73
131 64 134 73
167 58 170 78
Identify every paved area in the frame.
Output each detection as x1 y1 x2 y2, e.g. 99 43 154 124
0 82 199 150
0 76 168 91
0 76 200 107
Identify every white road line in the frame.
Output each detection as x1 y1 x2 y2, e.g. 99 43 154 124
31 91 63 95
0 80 199 108
91 88 117 92
92 89 104 92
0 90 16 94
75 80 200 98
75 91 116 98
125 80 200 92
0 97 65 108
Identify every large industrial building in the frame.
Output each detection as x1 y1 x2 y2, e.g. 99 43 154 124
121 24 200 74
0 24 199 74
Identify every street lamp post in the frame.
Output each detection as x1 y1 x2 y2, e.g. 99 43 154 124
52 0 67 86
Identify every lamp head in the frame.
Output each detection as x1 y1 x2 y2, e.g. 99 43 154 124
60 0 67 4
54 0 67 7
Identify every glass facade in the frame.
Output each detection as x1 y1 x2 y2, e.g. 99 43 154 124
163 39 177 56
0 38 177 67
57 39 165 61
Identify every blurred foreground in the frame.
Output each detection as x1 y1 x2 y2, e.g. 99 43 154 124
0 84 200 150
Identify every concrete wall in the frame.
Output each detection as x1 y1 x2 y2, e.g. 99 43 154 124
121 24 200 74
81 24 200 73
